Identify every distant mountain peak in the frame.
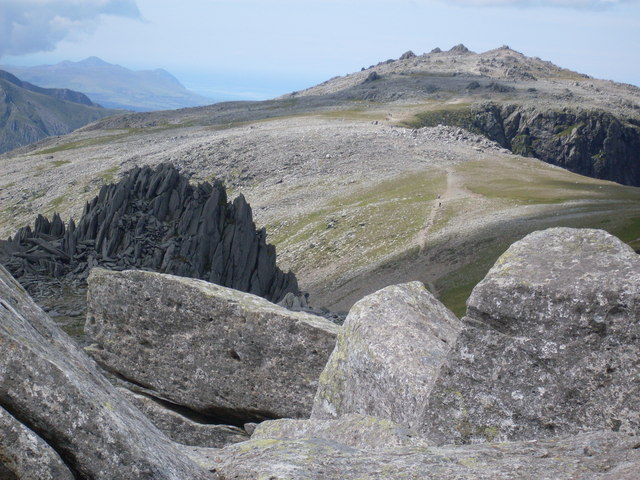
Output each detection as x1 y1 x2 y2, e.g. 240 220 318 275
1 58 213 112
76 56 111 67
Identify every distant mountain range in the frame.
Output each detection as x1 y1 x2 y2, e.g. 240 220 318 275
0 69 118 154
1 57 214 111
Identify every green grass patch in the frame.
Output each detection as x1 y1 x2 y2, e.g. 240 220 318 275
33 126 167 155
99 166 120 184
457 158 640 206
49 195 66 210
400 103 477 131
556 123 584 137
50 159 71 167
435 239 509 317
269 170 447 273
435 205 640 316
609 217 640 251
429 158 640 315
438 281 475 318
35 134 129 155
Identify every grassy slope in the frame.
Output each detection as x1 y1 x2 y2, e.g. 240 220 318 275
268 170 447 291
435 157 640 316
267 140 640 317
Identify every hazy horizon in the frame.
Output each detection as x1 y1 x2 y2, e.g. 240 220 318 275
1 1 639 102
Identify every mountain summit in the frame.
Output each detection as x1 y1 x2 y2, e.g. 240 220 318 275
1 57 213 111
286 45 640 187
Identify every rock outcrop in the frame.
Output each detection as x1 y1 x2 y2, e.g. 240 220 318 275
85 268 339 423
3 224 640 478
311 281 461 427
399 50 416 60
201 227 640 478
421 227 640 444
449 43 471 54
472 104 640 186
0 264 212 479
0 163 298 303
407 103 640 186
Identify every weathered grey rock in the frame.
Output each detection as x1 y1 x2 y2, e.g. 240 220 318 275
449 43 471 54
311 281 462 429
0 163 298 303
251 414 430 450
399 50 416 60
0 405 74 480
201 430 640 480
470 104 640 186
118 388 249 447
363 71 380 83
0 265 212 479
422 228 640 444
86 268 339 423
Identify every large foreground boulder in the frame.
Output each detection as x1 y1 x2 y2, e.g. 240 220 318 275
203 426 640 480
0 265 211 479
422 227 640 444
311 281 461 428
86 268 339 423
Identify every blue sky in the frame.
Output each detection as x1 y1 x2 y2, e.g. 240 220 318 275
1 0 639 100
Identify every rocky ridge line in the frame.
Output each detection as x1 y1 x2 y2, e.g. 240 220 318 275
0 163 298 303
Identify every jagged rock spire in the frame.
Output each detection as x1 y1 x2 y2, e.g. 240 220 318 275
0 163 298 302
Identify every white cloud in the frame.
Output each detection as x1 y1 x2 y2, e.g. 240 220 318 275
0 0 141 57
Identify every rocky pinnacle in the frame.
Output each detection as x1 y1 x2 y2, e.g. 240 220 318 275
0 163 298 303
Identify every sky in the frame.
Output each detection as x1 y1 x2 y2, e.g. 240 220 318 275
1 0 639 101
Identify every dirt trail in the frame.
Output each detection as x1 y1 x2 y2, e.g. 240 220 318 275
418 167 475 254
415 167 484 294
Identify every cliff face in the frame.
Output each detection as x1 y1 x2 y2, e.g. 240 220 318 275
472 105 640 186
0 163 298 303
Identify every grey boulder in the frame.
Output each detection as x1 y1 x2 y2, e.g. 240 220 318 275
422 227 640 444
207 428 640 480
0 264 212 479
0 405 74 480
86 268 339 423
251 414 430 450
312 281 461 429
